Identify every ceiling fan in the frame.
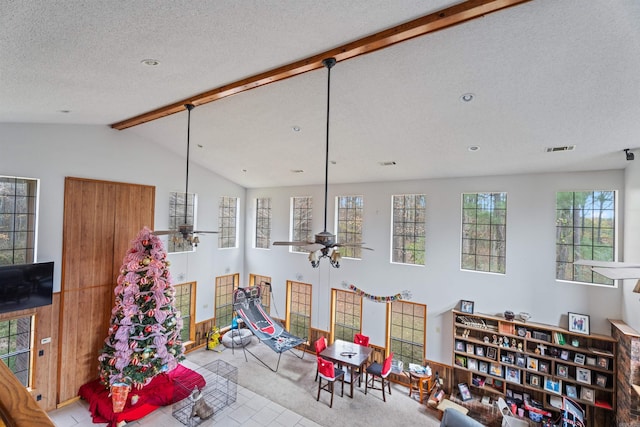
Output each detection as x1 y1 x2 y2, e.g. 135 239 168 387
152 104 218 247
272 58 372 267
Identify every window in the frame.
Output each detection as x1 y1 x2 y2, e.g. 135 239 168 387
392 194 426 265
331 289 362 342
0 176 38 266
249 274 272 315
168 192 196 253
388 301 426 366
556 191 616 285
174 282 195 343
255 198 272 249
215 274 239 327
219 196 238 249
336 195 363 259
0 316 33 387
291 196 313 253
286 280 311 340
461 192 507 274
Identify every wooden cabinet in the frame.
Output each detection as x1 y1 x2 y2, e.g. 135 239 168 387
451 309 616 420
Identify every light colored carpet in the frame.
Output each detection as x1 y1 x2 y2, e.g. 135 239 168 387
187 339 442 427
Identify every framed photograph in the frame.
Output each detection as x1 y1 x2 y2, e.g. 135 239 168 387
460 300 475 314
455 355 467 368
560 349 570 361
576 367 591 384
466 343 475 354
544 377 562 394
455 340 465 352
580 387 595 403
516 354 526 368
486 347 497 360
505 389 513 398
596 374 607 388
513 391 523 401
556 364 568 378
527 356 538 371
529 374 540 387
597 356 609 370
538 360 549 374
489 363 503 378
467 358 478 371
476 346 485 357
505 366 520 384
458 382 473 401
586 356 597 366
568 312 590 335
566 384 578 398
574 353 586 365
479 361 488 374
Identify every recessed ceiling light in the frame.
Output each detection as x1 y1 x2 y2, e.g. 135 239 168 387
241 169 247 173
292 126 301 132
460 93 475 102
59 110 71 113
197 144 203 148
468 145 480 152
141 59 160 66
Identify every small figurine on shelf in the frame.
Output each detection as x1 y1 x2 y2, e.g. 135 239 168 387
504 310 515 321
484 336 490 343
493 335 498 345
511 338 517 348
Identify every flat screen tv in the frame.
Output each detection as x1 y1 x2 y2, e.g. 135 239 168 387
0 261 54 315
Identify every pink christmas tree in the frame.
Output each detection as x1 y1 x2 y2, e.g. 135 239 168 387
98 227 185 389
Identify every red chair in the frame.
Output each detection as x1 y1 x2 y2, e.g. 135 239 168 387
314 337 327 381
365 352 394 402
316 356 344 408
354 333 369 347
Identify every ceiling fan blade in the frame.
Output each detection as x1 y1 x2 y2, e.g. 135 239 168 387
303 243 326 252
152 230 177 236
272 241 314 246
193 230 219 234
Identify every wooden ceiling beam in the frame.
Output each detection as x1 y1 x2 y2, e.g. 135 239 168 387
111 0 530 130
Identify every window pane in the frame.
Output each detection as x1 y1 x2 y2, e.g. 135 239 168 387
0 177 37 266
219 197 238 248
255 198 272 249
389 301 426 367
215 275 238 327
0 316 32 387
461 192 507 274
392 194 426 265
168 192 197 253
291 197 313 252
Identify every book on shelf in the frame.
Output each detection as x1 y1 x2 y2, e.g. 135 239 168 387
594 400 613 409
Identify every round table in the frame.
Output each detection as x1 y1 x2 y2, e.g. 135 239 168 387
406 370 432 403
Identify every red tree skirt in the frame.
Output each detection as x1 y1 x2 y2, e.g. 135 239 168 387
78 365 205 427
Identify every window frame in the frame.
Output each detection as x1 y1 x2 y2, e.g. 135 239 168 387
218 196 239 249
0 314 34 388
215 274 239 327
255 197 272 249
555 190 617 287
285 280 311 341
0 176 39 266
386 300 426 367
167 191 197 254
335 195 364 259
174 282 196 344
330 288 362 343
391 194 426 266
249 274 272 315
290 196 313 253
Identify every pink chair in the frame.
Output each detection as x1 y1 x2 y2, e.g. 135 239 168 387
354 333 369 347
365 352 394 402
314 337 327 381
316 356 344 408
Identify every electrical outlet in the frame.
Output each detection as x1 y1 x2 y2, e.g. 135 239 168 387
38 350 44 356
36 394 42 401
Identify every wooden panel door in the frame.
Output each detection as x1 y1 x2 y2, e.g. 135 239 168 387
58 178 154 403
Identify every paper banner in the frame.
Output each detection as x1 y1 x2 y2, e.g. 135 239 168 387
341 282 411 302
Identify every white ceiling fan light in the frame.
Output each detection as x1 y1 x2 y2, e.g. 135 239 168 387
272 58 373 267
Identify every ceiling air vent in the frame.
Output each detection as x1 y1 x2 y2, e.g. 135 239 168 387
379 161 397 166
545 145 576 153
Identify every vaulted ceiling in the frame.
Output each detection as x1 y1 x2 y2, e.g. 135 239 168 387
2 1 639 188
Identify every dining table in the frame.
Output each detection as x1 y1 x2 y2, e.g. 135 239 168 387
319 339 373 398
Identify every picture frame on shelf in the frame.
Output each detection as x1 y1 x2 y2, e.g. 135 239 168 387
505 389 513 398
596 374 607 388
455 355 467 368
566 384 578 399
512 391 523 402
580 387 595 403
505 366 520 384
538 360 549 374
476 346 485 357
489 363 503 378
529 374 540 387
543 377 562 394
486 347 497 360
568 312 590 335
458 383 473 401
527 356 538 371
597 356 609 370
556 364 568 378
460 300 474 314
576 367 591 384
586 356 597 367
455 340 465 352
574 353 586 365
466 343 475 354
516 354 526 368
479 361 488 374
467 358 478 371
560 349 570 361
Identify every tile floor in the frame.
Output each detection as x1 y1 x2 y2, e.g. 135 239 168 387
47 360 322 427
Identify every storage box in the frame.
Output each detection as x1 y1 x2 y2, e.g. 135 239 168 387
496 398 529 427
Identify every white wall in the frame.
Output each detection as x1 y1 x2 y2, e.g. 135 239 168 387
0 123 245 323
623 161 640 330
246 170 626 363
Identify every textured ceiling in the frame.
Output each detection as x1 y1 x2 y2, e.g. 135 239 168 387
1 1 639 188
